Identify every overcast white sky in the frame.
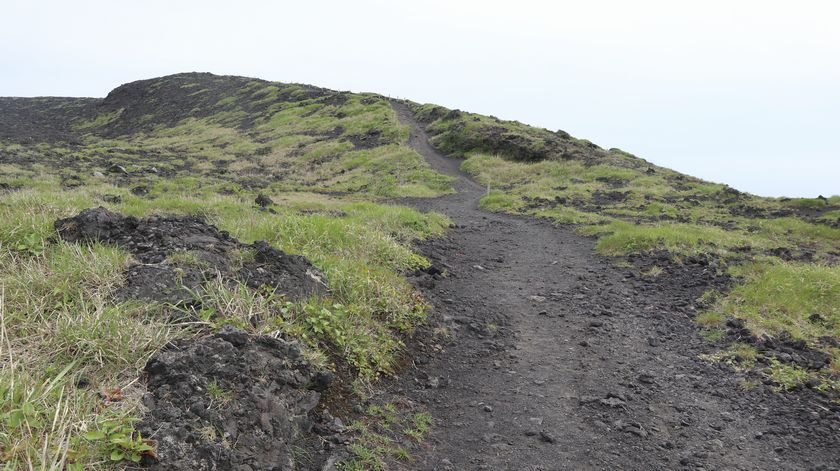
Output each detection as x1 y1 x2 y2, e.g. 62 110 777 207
2 0 838 197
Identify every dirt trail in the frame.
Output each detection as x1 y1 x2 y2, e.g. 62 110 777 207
387 102 839 471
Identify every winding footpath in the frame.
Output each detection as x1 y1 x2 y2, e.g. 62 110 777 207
383 102 840 471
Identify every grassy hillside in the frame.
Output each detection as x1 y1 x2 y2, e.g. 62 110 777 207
1 72 837 468
1 73 452 198
411 101 840 395
0 74 452 469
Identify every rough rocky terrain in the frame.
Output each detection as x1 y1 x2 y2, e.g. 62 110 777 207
139 326 332 470
383 102 840 470
55 206 327 305
54 207 337 469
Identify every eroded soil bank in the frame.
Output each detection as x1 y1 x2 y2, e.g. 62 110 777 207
382 102 840 470
55 206 327 305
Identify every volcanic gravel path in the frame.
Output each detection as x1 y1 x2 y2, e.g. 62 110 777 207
386 102 840 471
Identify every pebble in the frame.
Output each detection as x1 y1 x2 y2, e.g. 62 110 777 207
624 425 647 438
638 373 655 384
600 397 625 407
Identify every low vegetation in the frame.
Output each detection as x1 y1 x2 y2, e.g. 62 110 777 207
0 179 448 468
719 262 840 343
705 262 840 392
1 71 837 467
2 74 453 199
341 401 434 471
0 74 453 469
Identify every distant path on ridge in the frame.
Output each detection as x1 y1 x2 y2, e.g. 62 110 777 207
380 101 840 471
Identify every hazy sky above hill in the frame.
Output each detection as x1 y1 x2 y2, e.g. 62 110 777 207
2 0 838 197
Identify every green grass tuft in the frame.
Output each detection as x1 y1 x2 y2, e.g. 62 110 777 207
714 262 840 344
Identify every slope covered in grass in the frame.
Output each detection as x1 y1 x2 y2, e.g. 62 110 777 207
1 72 838 467
410 100 840 394
0 73 453 198
413 103 838 255
0 74 453 469
0 181 449 468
